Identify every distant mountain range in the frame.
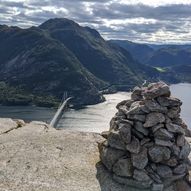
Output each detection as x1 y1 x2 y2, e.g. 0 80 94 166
110 40 191 83
0 18 158 107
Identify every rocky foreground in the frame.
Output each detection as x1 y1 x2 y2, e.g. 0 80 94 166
99 82 191 191
1 82 191 191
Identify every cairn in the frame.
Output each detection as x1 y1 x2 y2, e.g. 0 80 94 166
99 82 191 191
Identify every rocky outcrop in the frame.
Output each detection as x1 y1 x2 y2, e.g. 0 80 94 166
99 82 191 191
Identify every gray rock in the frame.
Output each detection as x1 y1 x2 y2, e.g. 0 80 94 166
112 158 133 177
144 141 155 148
99 145 126 171
141 138 151 146
172 117 185 126
176 134 185 146
179 140 191 159
173 164 187 175
0 121 114 191
156 165 173 178
155 138 174 147
120 119 134 126
115 111 127 119
132 128 145 139
127 114 146 122
127 101 145 115
165 116 172 124
150 163 157 171
144 112 165 128
154 128 174 140
113 174 152 189
118 106 129 115
166 123 185 134
167 107 180 119
107 130 126 150
145 166 162 183
142 82 170 99
163 174 186 188
0 118 19 134
133 169 153 183
157 96 182 107
152 124 164 133
131 86 143 101
148 146 171 163
172 145 181 157
118 124 131 144
152 183 164 191
132 148 148 169
126 136 140 154
135 121 149 136
144 99 167 113
116 99 133 110
101 131 110 139
109 117 119 131
161 157 178 167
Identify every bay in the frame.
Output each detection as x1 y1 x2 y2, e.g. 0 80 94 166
0 83 190 133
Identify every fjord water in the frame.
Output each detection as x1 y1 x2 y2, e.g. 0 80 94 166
0 83 190 133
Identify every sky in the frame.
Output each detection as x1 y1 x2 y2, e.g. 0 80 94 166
0 0 191 44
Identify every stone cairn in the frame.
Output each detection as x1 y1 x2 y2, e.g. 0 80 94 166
99 82 191 191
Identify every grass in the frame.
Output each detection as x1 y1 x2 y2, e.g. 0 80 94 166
154 67 167 73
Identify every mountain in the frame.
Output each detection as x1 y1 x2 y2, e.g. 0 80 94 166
109 40 154 63
145 47 191 67
0 18 158 107
111 39 191 83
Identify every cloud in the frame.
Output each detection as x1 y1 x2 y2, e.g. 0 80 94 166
0 0 191 43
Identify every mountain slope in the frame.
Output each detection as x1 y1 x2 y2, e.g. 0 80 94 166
109 40 154 63
39 19 158 90
145 47 191 67
111 39 191 83
0 18 158 107
0 25 105 106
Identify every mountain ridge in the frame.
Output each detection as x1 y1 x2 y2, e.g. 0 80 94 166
0 18 158 107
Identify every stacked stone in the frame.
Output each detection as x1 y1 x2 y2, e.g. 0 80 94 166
99 82 191 191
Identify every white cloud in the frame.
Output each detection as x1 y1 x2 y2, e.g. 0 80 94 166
119 0 191 6
0 0 191 43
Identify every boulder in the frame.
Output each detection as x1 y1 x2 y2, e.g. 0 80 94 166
135 121 149 136
133 169 152 183
166 123 185 134
144 112 165 128
142 82 170 99
112 158 133 177
118 124 132 144
173 164 187 175
132 148 148 169
157 97 182 108
148 146 171 163
131 86 143 101
99 145 126 170
144 99 167 113
156 165 173 178
107 130 126 150
154 128 174 140
126 136 141 154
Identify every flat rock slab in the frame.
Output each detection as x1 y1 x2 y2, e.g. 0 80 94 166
0 118 18 134
0 120 191 191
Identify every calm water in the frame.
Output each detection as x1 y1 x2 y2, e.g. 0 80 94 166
0 83 190 133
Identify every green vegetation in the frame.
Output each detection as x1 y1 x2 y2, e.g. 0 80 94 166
154 67 167 73
0 81 59 107
0 18 160 107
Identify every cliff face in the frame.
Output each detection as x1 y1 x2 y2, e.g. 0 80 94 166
0 117 191 191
